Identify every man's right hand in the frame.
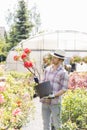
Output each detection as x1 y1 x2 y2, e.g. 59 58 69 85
40 97 51 104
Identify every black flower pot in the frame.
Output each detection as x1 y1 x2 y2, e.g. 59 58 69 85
35 81 53 98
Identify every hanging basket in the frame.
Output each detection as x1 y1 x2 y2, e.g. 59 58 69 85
35 81 53 98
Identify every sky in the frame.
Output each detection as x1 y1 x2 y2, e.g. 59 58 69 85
0 0 87 33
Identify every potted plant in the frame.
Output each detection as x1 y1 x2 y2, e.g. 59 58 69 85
13 48 52 98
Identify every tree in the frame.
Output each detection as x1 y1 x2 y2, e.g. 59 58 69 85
0 39 9 62
30 4 41 35
9 0 33 46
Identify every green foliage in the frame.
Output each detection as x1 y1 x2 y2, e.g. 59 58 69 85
70 55 87 64
7 0 41 49
8 71 31 79
0 39 10 62
62 120 77 130
82 56 87 63
15 0 33 40
62 88 87 129
0 39 7 55
70 56 82 64
9 0 33 46
0 66 5 76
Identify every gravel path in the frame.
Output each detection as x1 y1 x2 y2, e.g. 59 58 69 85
22 97 43 130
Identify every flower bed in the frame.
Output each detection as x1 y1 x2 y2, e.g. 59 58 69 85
63 71 87 129
62 88 87 129
0 71 35 129
68 72 87 89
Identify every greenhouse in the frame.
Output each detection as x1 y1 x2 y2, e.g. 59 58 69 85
6 30 87 73
1 30 87 130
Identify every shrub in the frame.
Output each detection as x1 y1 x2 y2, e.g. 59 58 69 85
62 88 87 129
0 71 35 129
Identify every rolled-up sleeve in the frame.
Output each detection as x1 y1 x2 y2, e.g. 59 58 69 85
61 72 69 91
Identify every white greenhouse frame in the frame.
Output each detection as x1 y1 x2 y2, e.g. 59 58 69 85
6 30 87 74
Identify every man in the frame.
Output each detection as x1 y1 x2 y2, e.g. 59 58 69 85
40 49 69 130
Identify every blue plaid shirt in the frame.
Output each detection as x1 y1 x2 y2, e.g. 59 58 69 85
43 64 69 105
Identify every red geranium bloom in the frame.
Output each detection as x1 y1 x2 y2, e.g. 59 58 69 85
13 48 39 83
24 48 31 54
21 53 27 59
14 55 20 61
24 61 33 68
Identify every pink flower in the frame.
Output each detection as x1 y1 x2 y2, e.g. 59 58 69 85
0 82 6 92
0 94 5 104
12 108 22 116
0 86 5 92
23 93 30 100
14 55 20 61
68 72 87 89
0 108 4 115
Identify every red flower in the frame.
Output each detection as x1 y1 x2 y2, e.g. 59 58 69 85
14 55 20 61
13 48 39 83
24 61 33 68
21 53 27 60
24 48 31 54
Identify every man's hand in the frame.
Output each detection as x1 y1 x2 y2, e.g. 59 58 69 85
34 77 39 83
40 97 51 104
44 94 55 99
48 94 55 99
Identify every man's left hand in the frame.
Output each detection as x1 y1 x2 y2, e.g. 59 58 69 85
44 94 55 99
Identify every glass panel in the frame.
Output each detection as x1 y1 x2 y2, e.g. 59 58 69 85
43 33 57 50
59 32 75 50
